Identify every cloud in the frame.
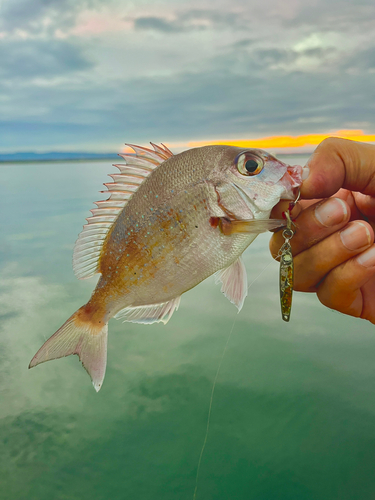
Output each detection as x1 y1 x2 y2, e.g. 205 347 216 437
1 0 74 34
0 0 112 39
134 16 182 33
293 0 375 25
340 47 375 73
0 39 93 79
231 38 254 49
133 8 244 33
2 54 374 151
0 0 375 152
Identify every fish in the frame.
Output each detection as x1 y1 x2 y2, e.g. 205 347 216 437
29 143 302 391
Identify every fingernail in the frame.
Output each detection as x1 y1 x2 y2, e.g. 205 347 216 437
340 222 371 251
302 166 310 181
315 198 347 227
357 245 375 268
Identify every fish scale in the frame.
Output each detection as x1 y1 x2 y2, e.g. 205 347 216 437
29 143 302 391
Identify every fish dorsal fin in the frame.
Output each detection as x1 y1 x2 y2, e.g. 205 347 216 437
214 256 248 311
73 143 173 279
114 296 181 325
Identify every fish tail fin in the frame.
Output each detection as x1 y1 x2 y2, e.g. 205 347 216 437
29 305 108 392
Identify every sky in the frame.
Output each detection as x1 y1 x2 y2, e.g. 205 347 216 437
1 0 375 153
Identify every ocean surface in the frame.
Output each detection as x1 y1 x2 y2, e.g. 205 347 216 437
1 157 375 500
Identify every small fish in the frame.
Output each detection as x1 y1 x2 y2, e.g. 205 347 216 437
29 144 302 390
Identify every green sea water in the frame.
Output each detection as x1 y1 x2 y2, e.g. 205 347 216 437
1 157 375 500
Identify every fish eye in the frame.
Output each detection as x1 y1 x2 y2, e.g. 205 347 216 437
235 153 264 176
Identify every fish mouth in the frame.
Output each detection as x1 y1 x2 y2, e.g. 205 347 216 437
231 162 303 209
279 164 303 200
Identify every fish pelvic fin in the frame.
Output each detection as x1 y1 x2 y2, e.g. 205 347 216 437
215 256 248 312
29 305 108 392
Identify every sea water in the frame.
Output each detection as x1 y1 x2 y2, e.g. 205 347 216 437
1 157 375 500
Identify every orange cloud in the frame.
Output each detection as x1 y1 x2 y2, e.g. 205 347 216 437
188 130 375 151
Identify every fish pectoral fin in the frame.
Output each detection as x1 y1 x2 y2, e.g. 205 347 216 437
115 296 181 325
215 257 248 311
218 217 286 236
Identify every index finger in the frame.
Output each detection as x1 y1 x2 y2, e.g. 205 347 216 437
302 138 375 199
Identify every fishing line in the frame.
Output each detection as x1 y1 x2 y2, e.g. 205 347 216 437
247 259 274 291
192 259 273 500
192 315 237 500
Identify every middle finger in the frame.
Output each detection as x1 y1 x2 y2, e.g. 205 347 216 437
293 221 374 292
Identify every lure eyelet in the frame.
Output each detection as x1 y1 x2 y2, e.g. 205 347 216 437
235 152 264 176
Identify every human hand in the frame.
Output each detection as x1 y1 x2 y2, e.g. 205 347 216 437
270 137 375 323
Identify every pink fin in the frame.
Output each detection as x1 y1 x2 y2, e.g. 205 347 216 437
161 143 173 156
115 297 181 325
219 218 286 236
125 143 173 162
215 257 248 311
29 307 108 392
237 219 286 233
150 142 170 159
73 143 174 280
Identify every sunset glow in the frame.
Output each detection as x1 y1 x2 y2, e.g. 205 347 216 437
188 130 375 152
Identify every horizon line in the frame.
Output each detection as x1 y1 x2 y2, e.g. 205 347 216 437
2 129 375 159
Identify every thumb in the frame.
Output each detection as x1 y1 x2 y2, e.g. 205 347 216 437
301 137 375 199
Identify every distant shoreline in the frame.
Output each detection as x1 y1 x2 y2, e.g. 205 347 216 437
0 153 120 163
0 150 309 163
0 157 118 164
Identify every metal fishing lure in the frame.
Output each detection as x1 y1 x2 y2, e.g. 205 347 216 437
279 190 300 322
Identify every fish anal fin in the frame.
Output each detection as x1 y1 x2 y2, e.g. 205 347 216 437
73 143 173 280
115 297 181 325
215 257 248 311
